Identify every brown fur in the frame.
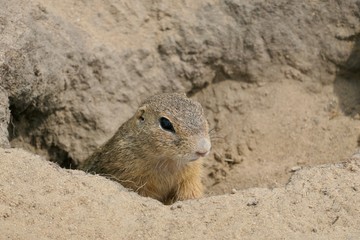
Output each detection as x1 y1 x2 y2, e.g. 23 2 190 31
79 93 211 204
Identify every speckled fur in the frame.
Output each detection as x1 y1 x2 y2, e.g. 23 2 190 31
79 93 210 204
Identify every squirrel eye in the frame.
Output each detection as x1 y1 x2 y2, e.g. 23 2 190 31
159 117 175 133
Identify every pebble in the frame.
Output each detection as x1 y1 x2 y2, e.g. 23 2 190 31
170 204 183 210
247 198 259 206
290 166 301 172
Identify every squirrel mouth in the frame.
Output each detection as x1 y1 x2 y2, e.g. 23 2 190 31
189 151 209 162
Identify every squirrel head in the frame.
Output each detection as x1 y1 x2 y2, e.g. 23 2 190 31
129 93 211 169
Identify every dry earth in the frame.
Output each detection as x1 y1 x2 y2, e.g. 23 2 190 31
1 148 360 239
0 0 360 239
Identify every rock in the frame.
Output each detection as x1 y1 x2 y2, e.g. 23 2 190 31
0 0 359 167
0 87 10 148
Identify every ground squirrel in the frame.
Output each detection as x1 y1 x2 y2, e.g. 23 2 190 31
79 93 211 204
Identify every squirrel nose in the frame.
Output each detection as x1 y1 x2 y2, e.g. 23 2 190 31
195 138 211 157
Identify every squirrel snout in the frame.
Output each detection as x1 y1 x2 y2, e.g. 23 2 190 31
195 138 211 157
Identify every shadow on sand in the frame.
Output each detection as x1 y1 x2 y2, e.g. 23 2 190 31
333 32 360 117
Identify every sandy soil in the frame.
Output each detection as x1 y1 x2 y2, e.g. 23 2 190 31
1 148 360 239
0 0 360 239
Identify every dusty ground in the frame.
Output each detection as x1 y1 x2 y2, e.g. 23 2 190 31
1 148 360 239
0 0 360 239
199 79 360 194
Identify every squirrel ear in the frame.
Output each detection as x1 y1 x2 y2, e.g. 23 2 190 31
135 105 147 121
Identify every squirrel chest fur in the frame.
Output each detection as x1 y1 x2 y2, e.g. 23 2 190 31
79 93 211 204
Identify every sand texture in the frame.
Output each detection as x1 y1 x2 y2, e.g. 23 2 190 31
0 0 359 239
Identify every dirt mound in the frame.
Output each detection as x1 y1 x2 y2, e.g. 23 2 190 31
1 148 359 239
0 0 360 238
